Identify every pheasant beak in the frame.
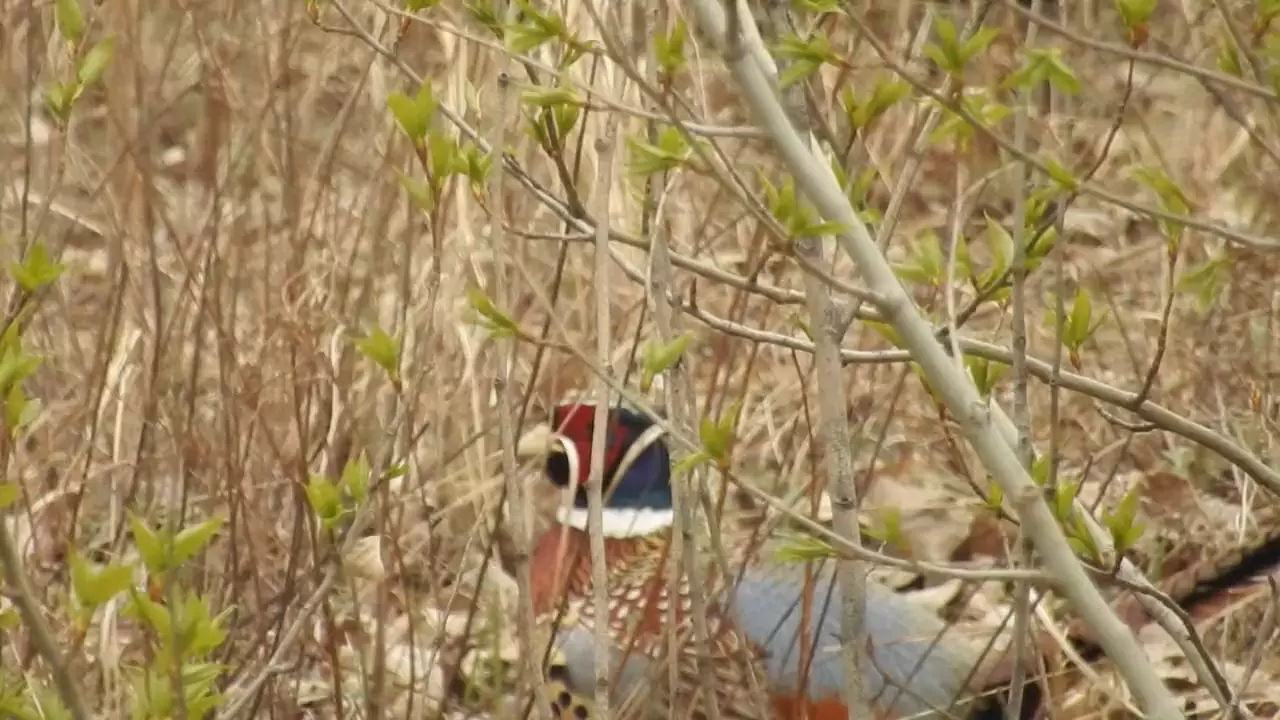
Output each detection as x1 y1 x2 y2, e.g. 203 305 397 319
516 422 582 493
515 422 565 460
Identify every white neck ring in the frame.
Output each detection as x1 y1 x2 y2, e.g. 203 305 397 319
555 506 675 538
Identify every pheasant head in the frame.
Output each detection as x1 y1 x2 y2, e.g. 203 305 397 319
516 403 673 538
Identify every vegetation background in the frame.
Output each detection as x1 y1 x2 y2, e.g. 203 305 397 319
2 0 1279 718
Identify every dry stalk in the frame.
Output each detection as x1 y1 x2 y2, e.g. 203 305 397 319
587 110 622 720
490 58 553 720
1003 4 1042 715
618 3 728 719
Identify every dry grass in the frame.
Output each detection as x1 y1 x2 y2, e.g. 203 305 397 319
2 0 1280 718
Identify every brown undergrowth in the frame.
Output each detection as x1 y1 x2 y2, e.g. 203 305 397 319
1 0 1279 718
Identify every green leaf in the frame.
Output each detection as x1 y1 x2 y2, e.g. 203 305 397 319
1105 485 1147 555
43 82 79 126
70 552 134 607
0 483 18 510
1054 481 1080 522
130 514 165 573
505 0 566 52
654 17 688 75
304 475 343 524
341 454 371 503
864 320 903 348
772 34 837 89
381 462 409 483
77 36 116 88
697 403 739 463
772 532 837 563
464 287 522 338
5 383 41 435
641 332 695 392
10 240 68 293
627 127 694 176
427 130 465 181
863 508 910 554
1117 0 1157 28
56 0 86 45
981 214 1013 290
672 450 712 476
353 327 401 380
984 482 1004 512
1068 288 1092 346
172 516 225 567
387 86 437 142
398 173 435 213
0 352 42 396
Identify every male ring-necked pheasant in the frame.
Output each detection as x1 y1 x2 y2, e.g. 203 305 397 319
515 403 992 720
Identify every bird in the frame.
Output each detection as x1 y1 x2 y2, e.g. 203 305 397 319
514 402 994 720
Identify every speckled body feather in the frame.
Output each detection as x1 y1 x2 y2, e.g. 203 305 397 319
532 523 981 720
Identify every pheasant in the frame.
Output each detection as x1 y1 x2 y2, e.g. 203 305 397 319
515 403 994 720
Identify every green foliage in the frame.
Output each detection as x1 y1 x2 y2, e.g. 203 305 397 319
640 332 695 392
305 474 345 531
772 33 838 89
1178 252 1231 315
772 531 836 563
464 0 503 37
1116 0 1157 30
1217 34 1243 77
1039 154 1079 191
923 18 1000 76
761 175 845 241
353 326 402 382
1003 48 1081 96
673 403 740 474
505 0 565 53
131 514 225 576
11 241 67 294
45 0 115 125
654 17 688 76
698 402 739 463
0 679 71 720
840 79 911 131
860 507 911 555
627 127 700 176
342 453 372 504
47 41 112 123
70 552 133 611
1132 166 1191 244
305 456 398 533
0 483 17 510
965 355 1008 398
128 661 227 720
388 85 438 143
891 232 946 287
1104 485 1147 557
930 91 1010 150
1045 287 1109 369
0 319 45 439
504 0 591 56
464 287 524 339
56 0 86 45
523 86 582 148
